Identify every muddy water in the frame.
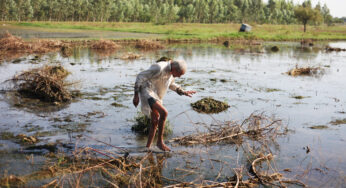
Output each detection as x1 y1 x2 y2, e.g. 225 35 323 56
0 42 346 186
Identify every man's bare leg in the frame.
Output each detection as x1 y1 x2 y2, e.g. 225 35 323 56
146 110 159 148
151 102 170 151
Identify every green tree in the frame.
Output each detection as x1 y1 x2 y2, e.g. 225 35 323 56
294 1 322 32
321 3 332 25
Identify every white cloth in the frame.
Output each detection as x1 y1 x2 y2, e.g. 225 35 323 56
135 61 181 116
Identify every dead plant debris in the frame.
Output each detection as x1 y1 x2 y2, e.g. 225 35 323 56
326 46 346 52
0 113 306 188
90 40 121 50
0 132 38 145
287 66 323 76
9 65 72 102
135 40 165 50
308 125 329 129
170 113 285 145
330 118 346 125
120 53 142 60
191 97 230 114
0 31 66 53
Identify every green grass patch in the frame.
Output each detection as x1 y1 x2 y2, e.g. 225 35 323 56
3 21 346 41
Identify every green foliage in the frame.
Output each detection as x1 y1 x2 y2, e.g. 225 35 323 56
132 113 172 136
0 0 336 25
294 0 323 32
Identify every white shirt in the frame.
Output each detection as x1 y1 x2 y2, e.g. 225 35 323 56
135 61 181 116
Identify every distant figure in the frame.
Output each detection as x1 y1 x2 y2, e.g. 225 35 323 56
133 59 196 151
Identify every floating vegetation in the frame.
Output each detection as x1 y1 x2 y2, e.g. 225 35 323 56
120 53 141 60
170 113 285 145
308 125 329 129
326 46 346 52
291 95 307 99
266 88 281 92
9 65 72 102
287 66 323 76
0 132 38 145
132 113 172 136
111 102 126 108
135 40 164 50
191 97 230 114
90 40 121 50
330 118 346 125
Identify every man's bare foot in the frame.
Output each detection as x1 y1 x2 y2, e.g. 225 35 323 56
157 142 171 151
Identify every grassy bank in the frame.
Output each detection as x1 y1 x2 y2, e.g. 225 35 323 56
1 21 346 41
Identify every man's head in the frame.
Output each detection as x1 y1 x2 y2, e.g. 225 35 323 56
171 60 187 78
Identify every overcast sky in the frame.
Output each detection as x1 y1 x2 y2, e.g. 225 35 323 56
264 0 346 18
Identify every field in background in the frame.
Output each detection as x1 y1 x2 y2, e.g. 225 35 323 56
1 21 346 41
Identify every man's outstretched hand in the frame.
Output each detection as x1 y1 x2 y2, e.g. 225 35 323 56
183 90 196 97
133 94 139 107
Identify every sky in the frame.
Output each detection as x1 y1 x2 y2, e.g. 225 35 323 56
265 0 346 18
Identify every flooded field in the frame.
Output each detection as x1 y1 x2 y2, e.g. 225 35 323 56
0 24 161 39
0 40 346 187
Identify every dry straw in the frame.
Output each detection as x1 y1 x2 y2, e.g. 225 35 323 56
135 40 165 50
9 65 72 102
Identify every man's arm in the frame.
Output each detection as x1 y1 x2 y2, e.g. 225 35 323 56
169 80 196 97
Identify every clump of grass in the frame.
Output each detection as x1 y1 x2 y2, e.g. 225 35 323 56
111 102 125 107
60 45 73 57
0 132 38 145
90 40 121 50
266 88 281 92
120 53 141 60
191 97 230 114
9 65 72 102
0 31 30 51
330 118 346 125
308 125 329 129
325 46 346 52
287 66 323 76
132 113 172 136
291 95 305 99
0 31 67 60
135 40 165 50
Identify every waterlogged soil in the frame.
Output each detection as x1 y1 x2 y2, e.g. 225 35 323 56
0 41 346 187
0 24 162 39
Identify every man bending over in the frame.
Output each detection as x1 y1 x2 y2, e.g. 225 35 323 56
133 60 196 151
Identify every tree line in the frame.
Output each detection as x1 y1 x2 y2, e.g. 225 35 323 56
0 0 337 25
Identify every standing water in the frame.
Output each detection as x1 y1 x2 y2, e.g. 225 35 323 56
0 41 345 187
